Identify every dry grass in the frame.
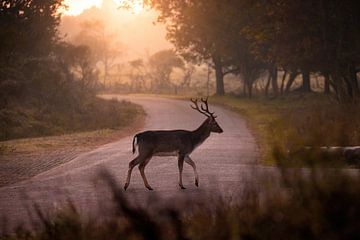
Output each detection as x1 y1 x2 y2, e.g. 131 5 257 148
0 122 144 156
0 99 145 187
0 97 144 141
2 168 360 240
211 93 360 166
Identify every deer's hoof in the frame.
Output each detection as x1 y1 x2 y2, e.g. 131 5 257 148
179 184 186 190
195 180 199 187
124 184 129 191
146 186 154 191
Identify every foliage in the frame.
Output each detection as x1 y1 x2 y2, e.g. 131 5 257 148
2 169 360 239
0 0 64 62
0 0 140 141
73 19 123 89
148 49 184 92
0 97 141 141
126 50 190 94
212 94 360 166
143 0 360 101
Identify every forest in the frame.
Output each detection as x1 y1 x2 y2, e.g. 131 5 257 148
143 0 360 101
0 0 141 141
1 0 360 239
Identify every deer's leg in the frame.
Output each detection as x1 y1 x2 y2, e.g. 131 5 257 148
185 156 199 187
139 156 153 191
178 154 186 189
124 155 143 191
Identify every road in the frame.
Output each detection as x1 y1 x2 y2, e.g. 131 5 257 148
0 96 259 230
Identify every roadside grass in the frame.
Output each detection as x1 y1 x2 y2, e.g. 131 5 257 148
0 124 144 156
103 93 360 167
0 97 144 142
211 93 360 166
0 98 145 187
2 168 360 240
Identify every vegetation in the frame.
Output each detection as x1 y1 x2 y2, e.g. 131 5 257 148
2 168 360 240
0 97 142 141
0 1 141 141
212 94 360 166
137 0 360 102
2 1 360 238
125 50 199 95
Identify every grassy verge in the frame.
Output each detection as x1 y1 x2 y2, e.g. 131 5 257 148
0 98 145 187
211 93 360 166
2 168 360 240
0 97 144 141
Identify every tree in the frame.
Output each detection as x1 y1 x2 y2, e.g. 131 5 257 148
246 0 360 101
0 0 65 107
146 0 245 95
148 49 184 92
129 59 147 92
180 63 196 90
74 19 122 89
143 0 360 100
0 0 64 62
55 43 100 92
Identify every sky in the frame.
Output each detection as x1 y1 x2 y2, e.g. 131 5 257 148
63 0 103 16
60 0 172 60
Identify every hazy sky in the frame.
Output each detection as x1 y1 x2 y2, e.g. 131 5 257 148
60 0 172 60
63 0 102 16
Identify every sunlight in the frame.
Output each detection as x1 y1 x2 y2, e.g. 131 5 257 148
62 0 144 16
119 0 144 14
132 1 144 14
62 0 102 16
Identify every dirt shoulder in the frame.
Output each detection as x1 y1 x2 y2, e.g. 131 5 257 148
0 110 145 188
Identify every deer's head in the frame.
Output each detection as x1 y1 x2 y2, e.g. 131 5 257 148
191 98 223 133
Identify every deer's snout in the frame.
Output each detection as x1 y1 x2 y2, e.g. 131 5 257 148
214 125 224 133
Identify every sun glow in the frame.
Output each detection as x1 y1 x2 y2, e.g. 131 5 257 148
132 1 144 14
61 0 144 16
63 0 102 16
119 0 144 14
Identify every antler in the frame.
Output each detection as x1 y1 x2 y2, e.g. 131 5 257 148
200 97 216 118
190 98 217 118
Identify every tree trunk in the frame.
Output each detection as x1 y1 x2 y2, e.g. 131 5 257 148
350 64 360 98
104 62 109 90
285 71 298 93
212 55 225 96
324 73 330 94
301 70 311 92
280 71 287 95
265 72 271 97
243 80 247 96
247 82 253 99
207 64 211 97
271 66 278 97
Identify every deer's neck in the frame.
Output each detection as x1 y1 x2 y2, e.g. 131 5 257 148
191 119 211 147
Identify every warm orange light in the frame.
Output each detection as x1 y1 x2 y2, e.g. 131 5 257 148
61 0 144 16
119 0 144 14
62 0 102 16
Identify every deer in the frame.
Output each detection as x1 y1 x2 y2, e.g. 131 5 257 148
124 98 223 191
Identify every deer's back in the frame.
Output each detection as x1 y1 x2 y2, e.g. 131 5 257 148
136 130 193 155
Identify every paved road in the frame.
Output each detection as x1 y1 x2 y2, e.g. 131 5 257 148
0 96 259 229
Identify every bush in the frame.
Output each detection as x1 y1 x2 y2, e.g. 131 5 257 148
0 98 140 141
2 168 360 240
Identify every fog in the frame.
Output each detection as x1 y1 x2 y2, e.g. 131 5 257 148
60 0 172 60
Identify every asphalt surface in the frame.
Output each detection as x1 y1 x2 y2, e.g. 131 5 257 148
0 96 259 230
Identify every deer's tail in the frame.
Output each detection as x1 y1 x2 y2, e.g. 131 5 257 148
132 134 138 154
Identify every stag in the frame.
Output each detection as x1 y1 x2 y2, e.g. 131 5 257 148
124 98 223 190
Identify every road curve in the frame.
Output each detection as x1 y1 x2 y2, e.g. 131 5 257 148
0 96 259 229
